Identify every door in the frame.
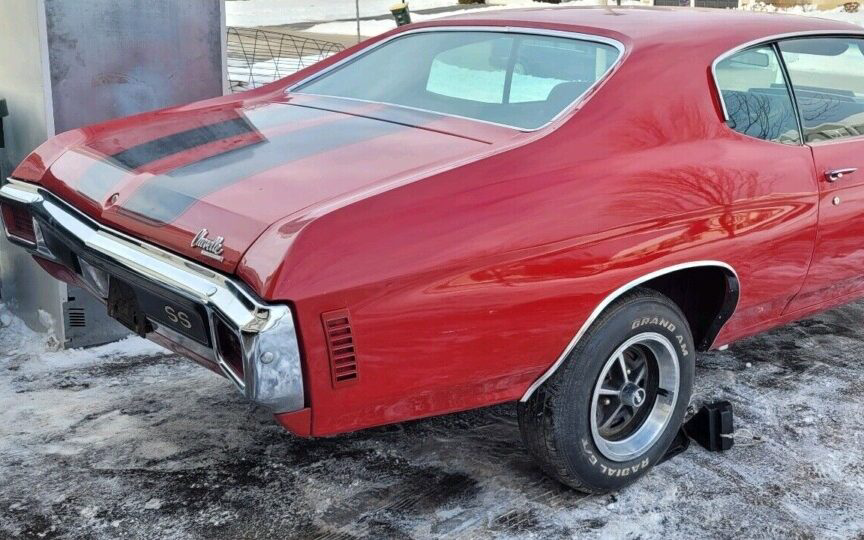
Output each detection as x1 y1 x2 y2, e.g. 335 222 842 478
779 37 864 312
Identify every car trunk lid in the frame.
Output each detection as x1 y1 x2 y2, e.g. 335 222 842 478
36 95 514 273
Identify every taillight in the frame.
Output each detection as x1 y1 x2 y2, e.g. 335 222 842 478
1 201 36 244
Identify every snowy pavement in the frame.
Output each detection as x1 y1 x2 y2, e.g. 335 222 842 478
2 299 864 538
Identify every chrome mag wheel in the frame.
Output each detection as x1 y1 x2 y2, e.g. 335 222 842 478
590 332 680 462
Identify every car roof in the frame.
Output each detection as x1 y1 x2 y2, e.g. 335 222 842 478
431 6 863 52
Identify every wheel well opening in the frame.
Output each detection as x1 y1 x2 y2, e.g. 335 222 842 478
641 266 739 351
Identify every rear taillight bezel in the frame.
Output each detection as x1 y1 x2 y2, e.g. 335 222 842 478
1 200 37 245
214 315 246 383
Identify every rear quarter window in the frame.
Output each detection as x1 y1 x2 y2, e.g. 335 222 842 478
714 46 802 145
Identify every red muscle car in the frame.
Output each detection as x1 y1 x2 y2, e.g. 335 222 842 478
4 7 864 492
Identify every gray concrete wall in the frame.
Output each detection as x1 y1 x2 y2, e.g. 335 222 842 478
0 0 226 346
0 0 66 335
0 0 53 169
45 0 226 132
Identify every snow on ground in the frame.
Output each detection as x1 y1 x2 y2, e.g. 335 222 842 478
302 0 644 37
227 54 327 90
799 7 864 26
225 0 548 28
227 0 864 36
747 2 864 26
227 0 641 35
309 5 864 37
226 0 463 27
2 298 864 538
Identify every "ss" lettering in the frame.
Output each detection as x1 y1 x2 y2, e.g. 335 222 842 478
164 306 192 329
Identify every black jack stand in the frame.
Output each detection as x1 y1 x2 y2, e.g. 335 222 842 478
685 400 735 452
662 400 735 463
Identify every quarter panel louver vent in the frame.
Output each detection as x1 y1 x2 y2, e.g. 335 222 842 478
322 309 359 387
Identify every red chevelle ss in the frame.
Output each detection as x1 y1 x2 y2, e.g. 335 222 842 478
3 6 864 492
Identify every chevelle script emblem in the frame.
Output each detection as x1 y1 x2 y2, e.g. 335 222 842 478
191 229 225 261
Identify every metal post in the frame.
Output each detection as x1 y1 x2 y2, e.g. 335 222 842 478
356 0 361 44
0 99 7 181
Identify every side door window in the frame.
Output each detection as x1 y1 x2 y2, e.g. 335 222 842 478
779 38 864 142
778 37 864 310
714 45 802 145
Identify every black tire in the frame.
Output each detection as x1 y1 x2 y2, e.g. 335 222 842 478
517 288 694 493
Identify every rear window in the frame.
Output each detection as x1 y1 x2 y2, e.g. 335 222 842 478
293 31 621 130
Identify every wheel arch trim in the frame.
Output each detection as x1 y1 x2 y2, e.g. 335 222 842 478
519 260 740 402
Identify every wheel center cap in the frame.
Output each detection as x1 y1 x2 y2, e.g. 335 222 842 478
621 383 647 408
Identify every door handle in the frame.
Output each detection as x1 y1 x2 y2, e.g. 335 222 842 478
825 168 858 182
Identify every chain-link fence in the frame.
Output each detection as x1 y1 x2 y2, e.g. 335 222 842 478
227 27 345 92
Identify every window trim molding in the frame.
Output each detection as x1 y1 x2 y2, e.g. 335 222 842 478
772 41 806 144
286 26 626 133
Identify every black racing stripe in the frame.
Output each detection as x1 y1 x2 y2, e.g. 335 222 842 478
109 117 255 170
119 115 406 225
72 105 331 205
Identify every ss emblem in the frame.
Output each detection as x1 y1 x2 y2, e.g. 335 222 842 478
164 305 192 329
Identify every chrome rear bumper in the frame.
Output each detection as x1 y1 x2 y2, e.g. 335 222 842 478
0 179 305 413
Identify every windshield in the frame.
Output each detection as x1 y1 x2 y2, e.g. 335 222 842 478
293 31 621 130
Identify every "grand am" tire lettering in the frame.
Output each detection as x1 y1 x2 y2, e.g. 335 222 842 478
630 316 689 357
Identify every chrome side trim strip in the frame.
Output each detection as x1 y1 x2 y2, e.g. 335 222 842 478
519 260 740 402
711 30 864 122
287 25 626 133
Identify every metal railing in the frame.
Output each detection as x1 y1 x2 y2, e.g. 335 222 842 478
227 27 345 92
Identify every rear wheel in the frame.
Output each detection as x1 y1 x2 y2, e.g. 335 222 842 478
518 288 694 493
